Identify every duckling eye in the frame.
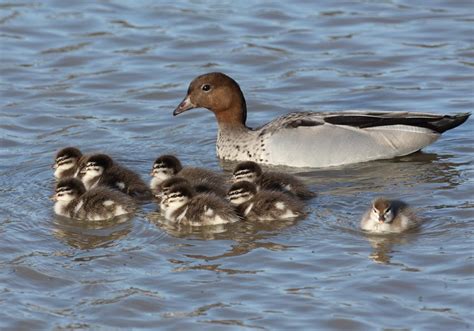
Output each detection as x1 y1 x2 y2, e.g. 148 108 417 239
201 84 211 92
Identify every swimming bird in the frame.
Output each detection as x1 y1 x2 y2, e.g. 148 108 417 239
150 154 227 195
232 161 316 199
227 181 305 221
161 182 240 226
360 197 420 233
173 72 470 168
53 147 86 179
80 153 152 201
52 177 136 221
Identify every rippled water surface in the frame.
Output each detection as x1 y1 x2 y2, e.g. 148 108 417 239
1 1 473 330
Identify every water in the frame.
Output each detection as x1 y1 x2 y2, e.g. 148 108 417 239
1 0 473 329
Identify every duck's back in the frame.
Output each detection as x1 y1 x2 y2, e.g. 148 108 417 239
102 165 152 200
260 112 439 167
258 171 316 199
73 187 137 221
183 193 239 226
243 190 305 221
241 111 469 168
179 167 227 189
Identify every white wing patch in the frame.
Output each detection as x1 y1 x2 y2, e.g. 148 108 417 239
244 202 254 216
279 209 299 219
103 200 115 207
114 205 127 217
116 182 126 190
275 202 286 210
204 207 215 217
74 200 84 214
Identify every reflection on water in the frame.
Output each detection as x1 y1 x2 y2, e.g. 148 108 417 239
147 211 231 240
52 215 133 249
363 231 420 265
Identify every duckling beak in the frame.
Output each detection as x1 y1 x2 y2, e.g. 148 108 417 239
173 96 195 116
52 163 58 169
50 194 57 201
378 216 385 224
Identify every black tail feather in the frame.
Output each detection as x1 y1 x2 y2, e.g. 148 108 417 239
324 112 471 133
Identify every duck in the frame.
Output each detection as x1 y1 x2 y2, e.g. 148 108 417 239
232 161 316 200
227 181 305 221
150 154 227 196
52 177 137 221
360 197 420 233
80 153 152 201
53 147 86 179
173 72 470 168
160 182 240 226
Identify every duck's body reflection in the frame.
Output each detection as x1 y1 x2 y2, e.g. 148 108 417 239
52 214 133 249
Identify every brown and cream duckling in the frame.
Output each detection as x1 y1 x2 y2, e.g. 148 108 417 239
160 182 240 226
232 161 315 200
360 197 420 234
150 154 227 196
52 177 136 221
227 181 305 221
53 147 86 179
81 153 152 201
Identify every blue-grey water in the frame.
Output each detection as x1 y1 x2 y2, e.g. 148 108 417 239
1 1 473 330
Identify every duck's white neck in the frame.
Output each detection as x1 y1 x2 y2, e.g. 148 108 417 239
216 126 263 161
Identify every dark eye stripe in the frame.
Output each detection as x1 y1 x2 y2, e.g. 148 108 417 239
228 189 245 196
56 155 72 162
56 188 73 194
234 170 253 176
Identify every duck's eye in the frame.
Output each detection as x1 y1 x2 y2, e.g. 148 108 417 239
201 84 211 92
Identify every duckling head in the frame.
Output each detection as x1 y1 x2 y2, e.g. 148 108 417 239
371 198 395 224
232 161 263 183
81 154 113 180
150 155 183 185
53 177 86 203
173 72 247 126
155 176 190 200
53 147 83 179
227 181 257 205
162 182 194 212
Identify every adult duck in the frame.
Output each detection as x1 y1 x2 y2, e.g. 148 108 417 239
173 72 470 168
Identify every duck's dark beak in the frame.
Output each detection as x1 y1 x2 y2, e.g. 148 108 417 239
173 96 195 116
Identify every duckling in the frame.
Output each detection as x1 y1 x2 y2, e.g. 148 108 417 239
150 154 227 195
52 177 136 221
232 161 316 200
173 72 470 168
53 147 86 179
161 182 240 226
227 181 305 221
81 153 152 201
360 197 420 233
